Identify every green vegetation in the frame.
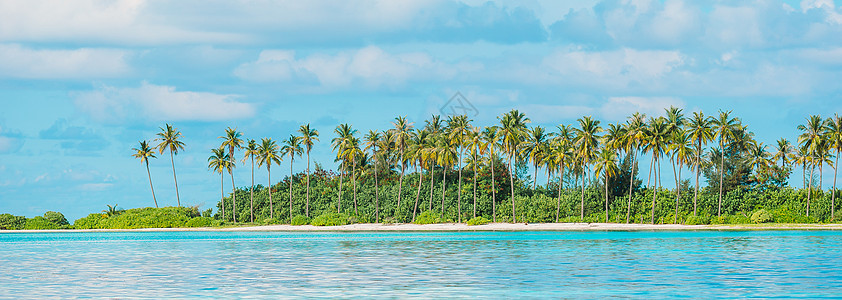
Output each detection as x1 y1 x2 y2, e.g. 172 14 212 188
310 213 350 226
290 215 311 226
73 207 202 229
467 216 491 226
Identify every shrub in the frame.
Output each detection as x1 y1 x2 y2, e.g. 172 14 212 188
412 211 441 225
0 213 26 230
74 207 200 229
73 213 106 229
24 216 62 230
310 213 350 226
751 209 774 224
202 209 213 218
685 215 710 225
260 218 281 225
43 211 69 225
466 216 491 226
185 217 217 227
291 215 311 226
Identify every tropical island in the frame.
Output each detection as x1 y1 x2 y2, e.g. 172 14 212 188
2 108 841 230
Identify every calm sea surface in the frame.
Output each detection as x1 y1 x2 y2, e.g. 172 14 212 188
1 230 841 298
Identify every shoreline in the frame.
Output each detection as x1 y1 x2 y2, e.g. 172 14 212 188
4 222 842 233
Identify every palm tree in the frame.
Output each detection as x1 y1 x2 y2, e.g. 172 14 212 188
132 140 158 208
798 115 826 217
467 127 482 218
481 126 501 222
520 126 549 191
242 139 259 222
257 138 281 219
341 136 363 215
447 115 471 222
826 114 842 220
499 110 530 222
332 124 357 213
436 133 457 219
208 147 231 220
298 124 319 218
220 127 243 223
593 149 618 222
712 110 738 217
773 138 793 168
409 129 428 222
551 124 573 222
281 135 303 221
363 130 382 222
573 116 601 221
391 116 414 219
155 124 185 207
624 113 646 223
644 117 669 224
747 141 771 183
669 129 694 223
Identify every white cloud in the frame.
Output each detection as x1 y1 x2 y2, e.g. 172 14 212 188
0 125 24 154
75 82 255 124
0 44 129 79
600 96 685 121
234 46 461 88
541 48 684 88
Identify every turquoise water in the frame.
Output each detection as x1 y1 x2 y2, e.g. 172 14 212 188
1 231 841 298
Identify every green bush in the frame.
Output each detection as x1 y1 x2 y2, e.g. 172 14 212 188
43 211 69 225
412 211 441 225
685 215 710 225
751 209 774 224
291 215 311 226
24 216 63 230
466 216 491 226
73 213 107 229
259 218 281 225
73 207 200 229
0 213 26 230
310 213 350 226
185 217 217 227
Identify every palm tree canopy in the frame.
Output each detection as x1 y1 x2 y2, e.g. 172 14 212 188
132 141 156 163
281 135 303 162
298 124 319 153
242 139 259 163
257 138 282 169
155 123 185 155
208 147 232 174
573 116 602 163
594 149 619 180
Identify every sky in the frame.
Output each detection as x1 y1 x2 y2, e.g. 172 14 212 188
2 0 842 221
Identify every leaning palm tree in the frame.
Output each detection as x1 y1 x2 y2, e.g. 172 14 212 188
551 124 573 222
573 116 601 221
669 129 694 223
208 147 231 221
624 113 646 223
481 126 501 222
340 136 363 216
447 115 471 222
826 114 842 220
686 111 713 216
436 133 457 219
132 140 158 208
644 117 669 224
242 139 259 222
798 115 826 217
499 110 530 222
220 127 243 223
298 124 319 217
391 116 414 218
712 110 738 217
257 138 281 219
363 130 382 222
409 129 428 222
593 149 618 223
155 124 185 207
281 135 303 222
331 124 357 213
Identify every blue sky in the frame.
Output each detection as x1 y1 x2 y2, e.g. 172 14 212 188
2 0 842 220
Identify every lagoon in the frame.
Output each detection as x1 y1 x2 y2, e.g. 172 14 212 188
1 230 841 298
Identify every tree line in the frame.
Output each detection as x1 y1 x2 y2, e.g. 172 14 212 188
132 108 842 224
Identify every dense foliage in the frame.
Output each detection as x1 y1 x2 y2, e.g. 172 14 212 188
73 207 219 229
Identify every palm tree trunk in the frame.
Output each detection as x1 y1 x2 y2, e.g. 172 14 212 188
458 144 463 223
221 172 225 221
397 150 405 218
268 166 273 219
473 152 477 219
509 154 516 223
808 164 815 217
145 161 158 208
373 152 380 223
491 154 497 222
338 167 343 213
557 163 564 222
170 150 181 207
580 168 586 221
626 152 635 223
533 163 538 190
718 141 725 217
833 150 839 220
429 164 435 212
352 160 358 216
651 157 659 224
306 151 311 218
289 158 294 222
604 171 609 223
231 171 237 223
441 167 447 218
674 163 681 224
250 157 255 222
413 163 423 222
694 140 701 217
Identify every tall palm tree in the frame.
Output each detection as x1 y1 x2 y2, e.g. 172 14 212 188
747 141 771 184
520 126 549 191
155 124 185 207
481 126 501 222
499 110 530 222
712 110 738 217
826 114 842 220
208 147 231 221
686 112 713 217
410 129 428 222
773 138 793 168
132 140 158 208
332 124 357 213
392 116 414 218
573 116 601 221
624 113 646 223
242 139 259 222
644 117 669 224
341 136 363 215
257 138 281 219
363 130 382 222
669 129 694 223
467 127 482 219
798 115 826 217
298 124 319 218
593 149 618 223
551 124 573 222
436 133 457 218
281 135 303 221
220 127 243 223
447 115 471 222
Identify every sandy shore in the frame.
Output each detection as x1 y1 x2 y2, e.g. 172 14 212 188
6 222 842 233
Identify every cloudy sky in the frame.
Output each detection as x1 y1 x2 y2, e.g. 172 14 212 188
2 0 842 220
